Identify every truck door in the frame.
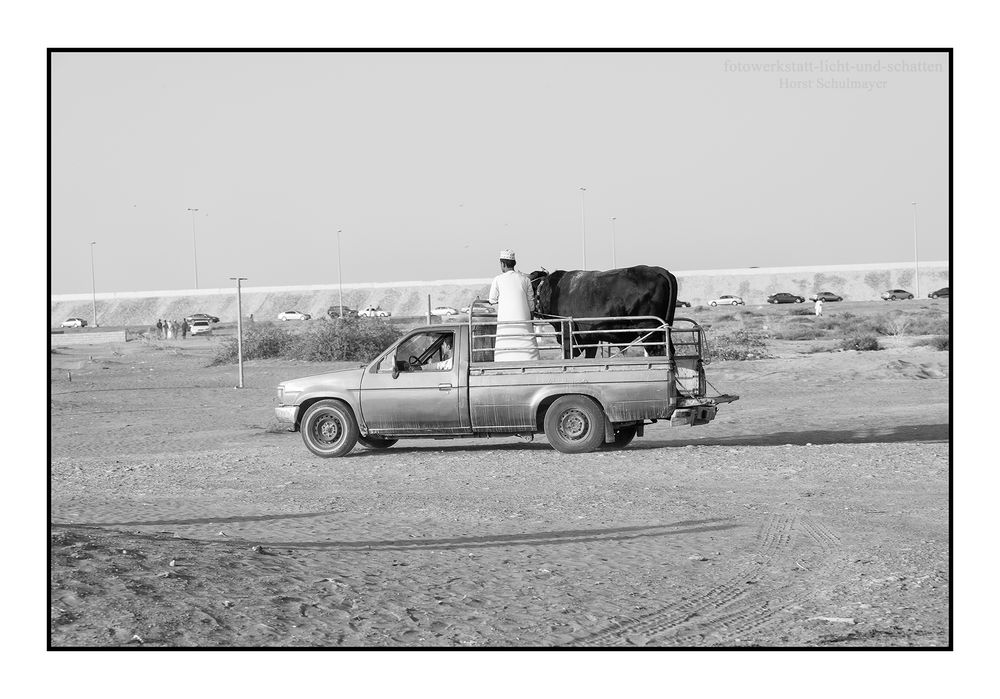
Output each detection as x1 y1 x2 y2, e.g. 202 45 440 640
360 329 468 434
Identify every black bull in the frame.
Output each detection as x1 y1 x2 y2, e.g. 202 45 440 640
529 266 679 358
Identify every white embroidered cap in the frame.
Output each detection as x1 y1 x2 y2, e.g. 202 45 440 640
499 249 516 261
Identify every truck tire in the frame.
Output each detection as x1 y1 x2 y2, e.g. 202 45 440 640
603 424 638 450
301 399 359 457
357 435 398 450
544 395 607 454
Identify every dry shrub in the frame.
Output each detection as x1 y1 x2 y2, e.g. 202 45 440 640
840 335 882 352
789 307 814 316
212 325 293 364
771 326 826 341
289 317 403 362
715 313 737 322
912 335 949 351
904 316 950 336
212 317 403 365
709 329 771 361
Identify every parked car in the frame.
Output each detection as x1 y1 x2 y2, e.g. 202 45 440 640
359 305 391 318
675 300 691 308
184 313 220 324
809 291 843 302
708 295 745 307
767 293 805 304
189 319 213 335
278 310 311 321
431 306 459 317
327 306 358 318
928 287 950 299
881 289 914 301
60 318 88 328
460 304 497 316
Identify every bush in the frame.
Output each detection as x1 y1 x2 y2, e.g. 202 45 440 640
789 308 814 316
904 316 950 336
288 318 403 362
709 329 772 361
211 317 403 365
912 335 949 351
771 326 826 341
212 324 294 364
715 313 737 322
840 335 882 352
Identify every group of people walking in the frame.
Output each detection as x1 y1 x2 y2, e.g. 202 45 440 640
155 318 189 340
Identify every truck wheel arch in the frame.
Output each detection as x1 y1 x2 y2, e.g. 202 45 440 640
535 392 609 432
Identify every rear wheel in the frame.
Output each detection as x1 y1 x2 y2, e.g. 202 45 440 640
357 435 398 450
300 400 359 457
602 424 638 450
544 396 607 454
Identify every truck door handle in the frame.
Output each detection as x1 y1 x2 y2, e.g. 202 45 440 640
438 383 453 391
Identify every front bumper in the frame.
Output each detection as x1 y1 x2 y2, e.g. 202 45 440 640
275 405 298 424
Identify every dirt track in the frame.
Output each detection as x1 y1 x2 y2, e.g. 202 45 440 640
49 323 949 647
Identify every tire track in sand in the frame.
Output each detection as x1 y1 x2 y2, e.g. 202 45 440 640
570 513 796 647
666 514 842 646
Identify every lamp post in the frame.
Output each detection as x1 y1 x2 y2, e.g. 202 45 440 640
579 187 587 270
187 208 200 289
230 277 247 388
89 241 98 327
911 202 920 298
337 229 344 318
610 217 617 269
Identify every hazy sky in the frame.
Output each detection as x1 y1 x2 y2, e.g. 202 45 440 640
50 50 949 294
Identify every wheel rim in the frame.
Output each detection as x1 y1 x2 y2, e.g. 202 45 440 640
557 408 590 441
312 411 343 447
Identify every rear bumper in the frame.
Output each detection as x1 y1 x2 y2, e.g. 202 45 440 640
671 394 739 426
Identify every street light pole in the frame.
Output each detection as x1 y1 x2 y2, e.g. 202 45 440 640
911 202 920 298
610 217 617 269
89 241 98 327
187 208 200 289
337 229 344 318
230 277 247 388
579 187 587 270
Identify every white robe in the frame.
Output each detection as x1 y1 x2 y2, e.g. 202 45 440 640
489 270 539 361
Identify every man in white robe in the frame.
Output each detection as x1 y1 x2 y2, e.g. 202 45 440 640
488 249 540 361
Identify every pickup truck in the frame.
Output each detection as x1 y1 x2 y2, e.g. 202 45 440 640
274 313 737 457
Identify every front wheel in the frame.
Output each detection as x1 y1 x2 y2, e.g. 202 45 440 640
357 435 398 450
732 301 740 305
710 301 718 307
300 400 359 457
544 395 607 454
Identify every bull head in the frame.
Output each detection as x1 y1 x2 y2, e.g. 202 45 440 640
528 269 550 314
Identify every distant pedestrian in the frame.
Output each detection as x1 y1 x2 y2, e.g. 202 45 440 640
249 313 254 323
156 319 163 339
167 320 175 339
814 298 824 317
181 319 189 339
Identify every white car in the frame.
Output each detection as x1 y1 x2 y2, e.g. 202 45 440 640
189 319 213 335
278 310 311 321
431 306 459 317
60 318 88 328
359 306 391 318
708 295 745 307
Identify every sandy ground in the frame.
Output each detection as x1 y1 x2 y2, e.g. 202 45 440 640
49 313 949 647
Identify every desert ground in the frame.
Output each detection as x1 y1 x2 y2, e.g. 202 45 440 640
49 300 950 647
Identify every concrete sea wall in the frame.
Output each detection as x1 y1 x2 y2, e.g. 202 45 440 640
51 261 949 327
